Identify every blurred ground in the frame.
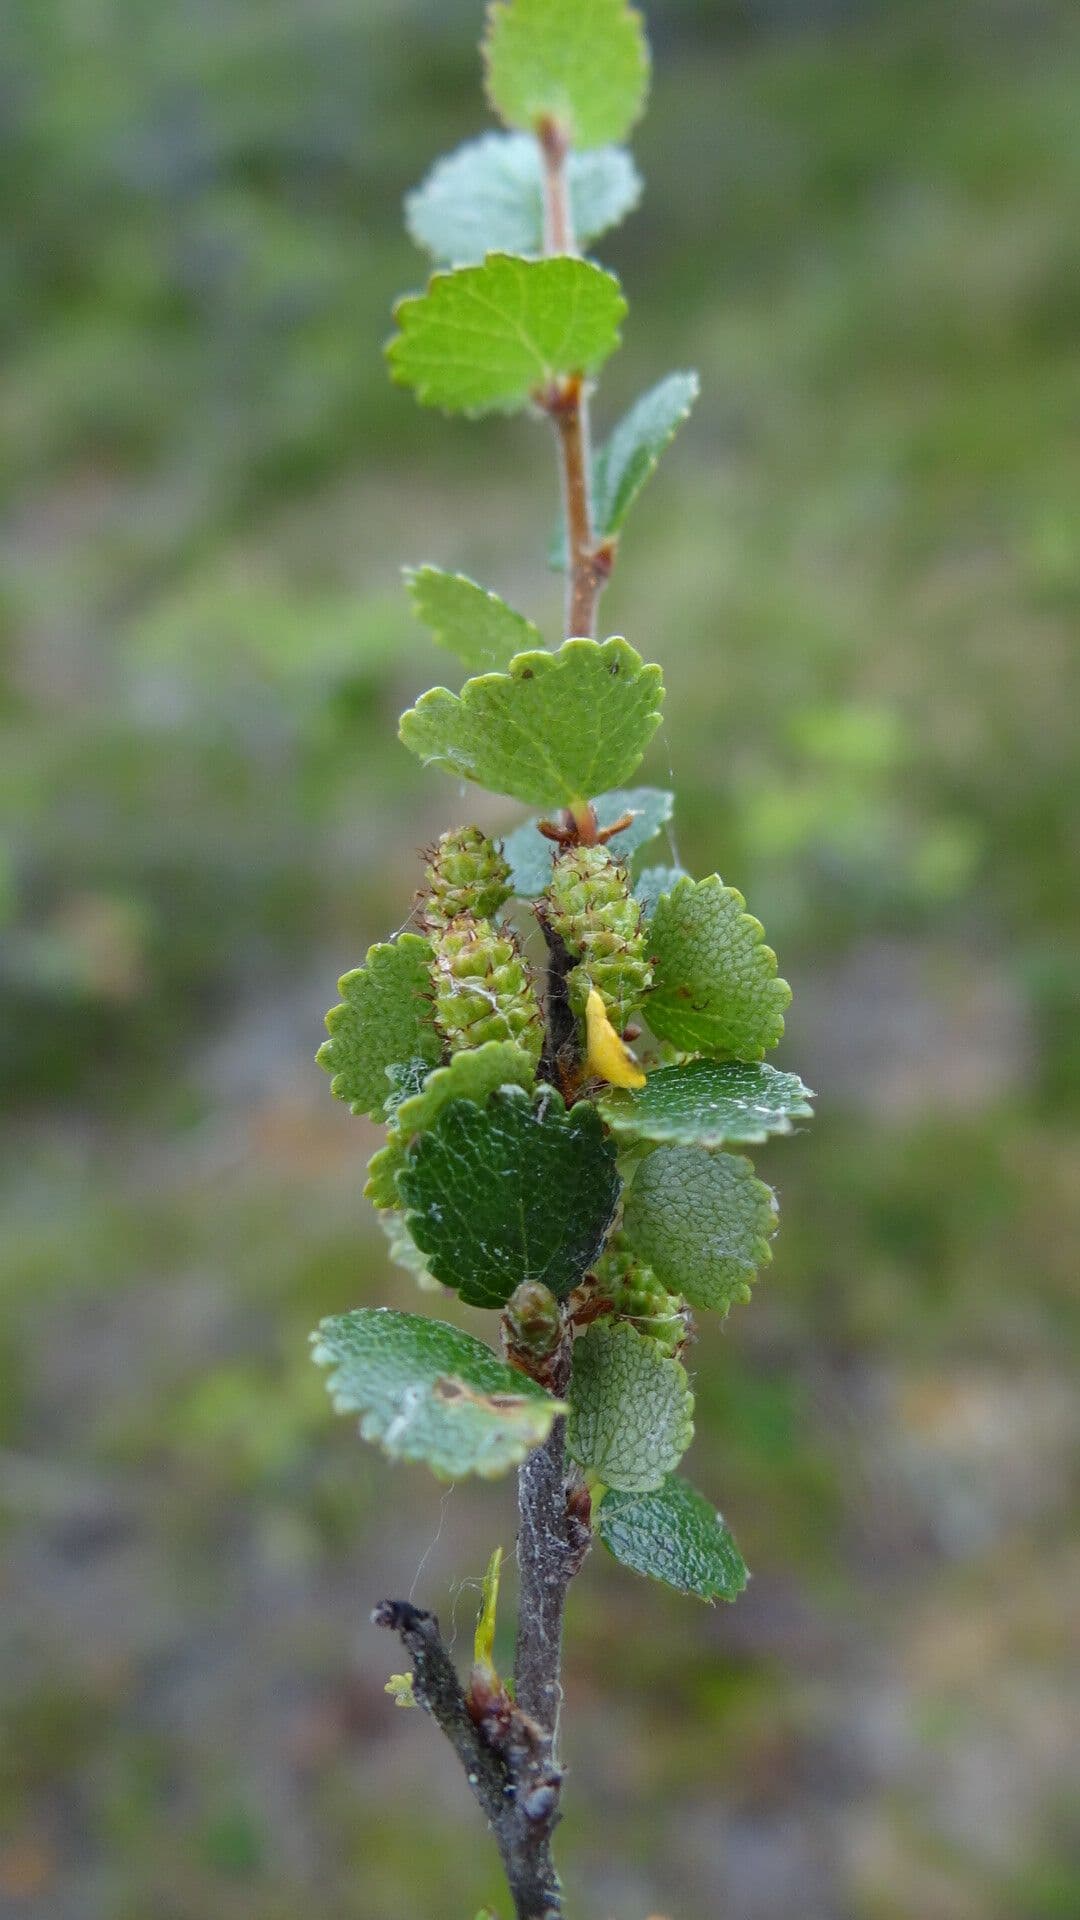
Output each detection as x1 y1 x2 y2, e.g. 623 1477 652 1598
2 1 1079 1916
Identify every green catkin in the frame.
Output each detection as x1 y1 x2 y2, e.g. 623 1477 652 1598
601 1251 686 1358
421 825 513 928
430 913 544 1062
545 844 652 1029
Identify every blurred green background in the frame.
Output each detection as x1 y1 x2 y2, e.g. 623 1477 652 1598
2 1 1078 1915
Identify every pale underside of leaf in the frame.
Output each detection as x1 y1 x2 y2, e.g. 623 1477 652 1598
502 786 674 897
623 1144 778 1315
399 637 664 809
567 1320 694 1493
312 1307 563 1480
597 1474 748 1600
405 132 641 266
635 863 689 921
405 565 540 674
647 873 792 1059
387 253 626 416
379 1210 443 1292
600 1059 815 1148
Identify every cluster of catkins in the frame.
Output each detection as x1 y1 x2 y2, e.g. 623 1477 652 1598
417 823 651 1072
412 824 686 1361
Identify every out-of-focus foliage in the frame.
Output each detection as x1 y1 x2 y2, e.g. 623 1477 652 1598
2 1 1078 1916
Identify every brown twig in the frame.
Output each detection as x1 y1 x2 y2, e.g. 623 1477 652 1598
374 1598 566 1920
538 118 617 640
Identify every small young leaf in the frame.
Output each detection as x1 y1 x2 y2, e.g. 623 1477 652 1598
647 874 792 1059
400 638 663 809
600 1060 815 1148
567 1320 694 1493
318 935 441 1119
623 1145 778 1315
550 372 699 567
312 1307 563 1480
405 132 640 267
365 1040 537 1210
484 0 649 149
473 1545 503 1675
398 1087 620 1309
387 254 626 417
593 372 700 538
597 1475 748 1600
503 786 673 898
406 566 540 674
635 863 688 921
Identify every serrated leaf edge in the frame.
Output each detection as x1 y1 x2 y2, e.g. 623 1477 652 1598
650 872 792 1060
386 253 627 418
399 636 664 804
317 933 438 1118
310 1313 566 1481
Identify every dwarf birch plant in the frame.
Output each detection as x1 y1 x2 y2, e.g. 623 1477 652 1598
312 4 813 1914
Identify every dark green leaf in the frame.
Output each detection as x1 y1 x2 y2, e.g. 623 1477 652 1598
600 1060 814 1148
597 1474 748 1600
398 1087 620 1308
365 1040 538 1210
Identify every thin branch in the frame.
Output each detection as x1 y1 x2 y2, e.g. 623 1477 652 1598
536 912 580 1092
375 1599 565 1920
513 1396 591 1737
539 119 614 640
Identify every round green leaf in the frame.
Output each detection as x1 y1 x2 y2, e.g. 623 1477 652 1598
484 0 650 149
312 1307 563 1480
406 566 540 675
387 254 626 417
399 638 664 809
597 1474 748 1600
398 1087 621 1309
405 132 640 266
365 1040 537 1210
567 1320 694 1493
600 1060 815 1148
647 874 792 1059
623 1145 777 1315
317 935 441 1119
503 786 673 897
